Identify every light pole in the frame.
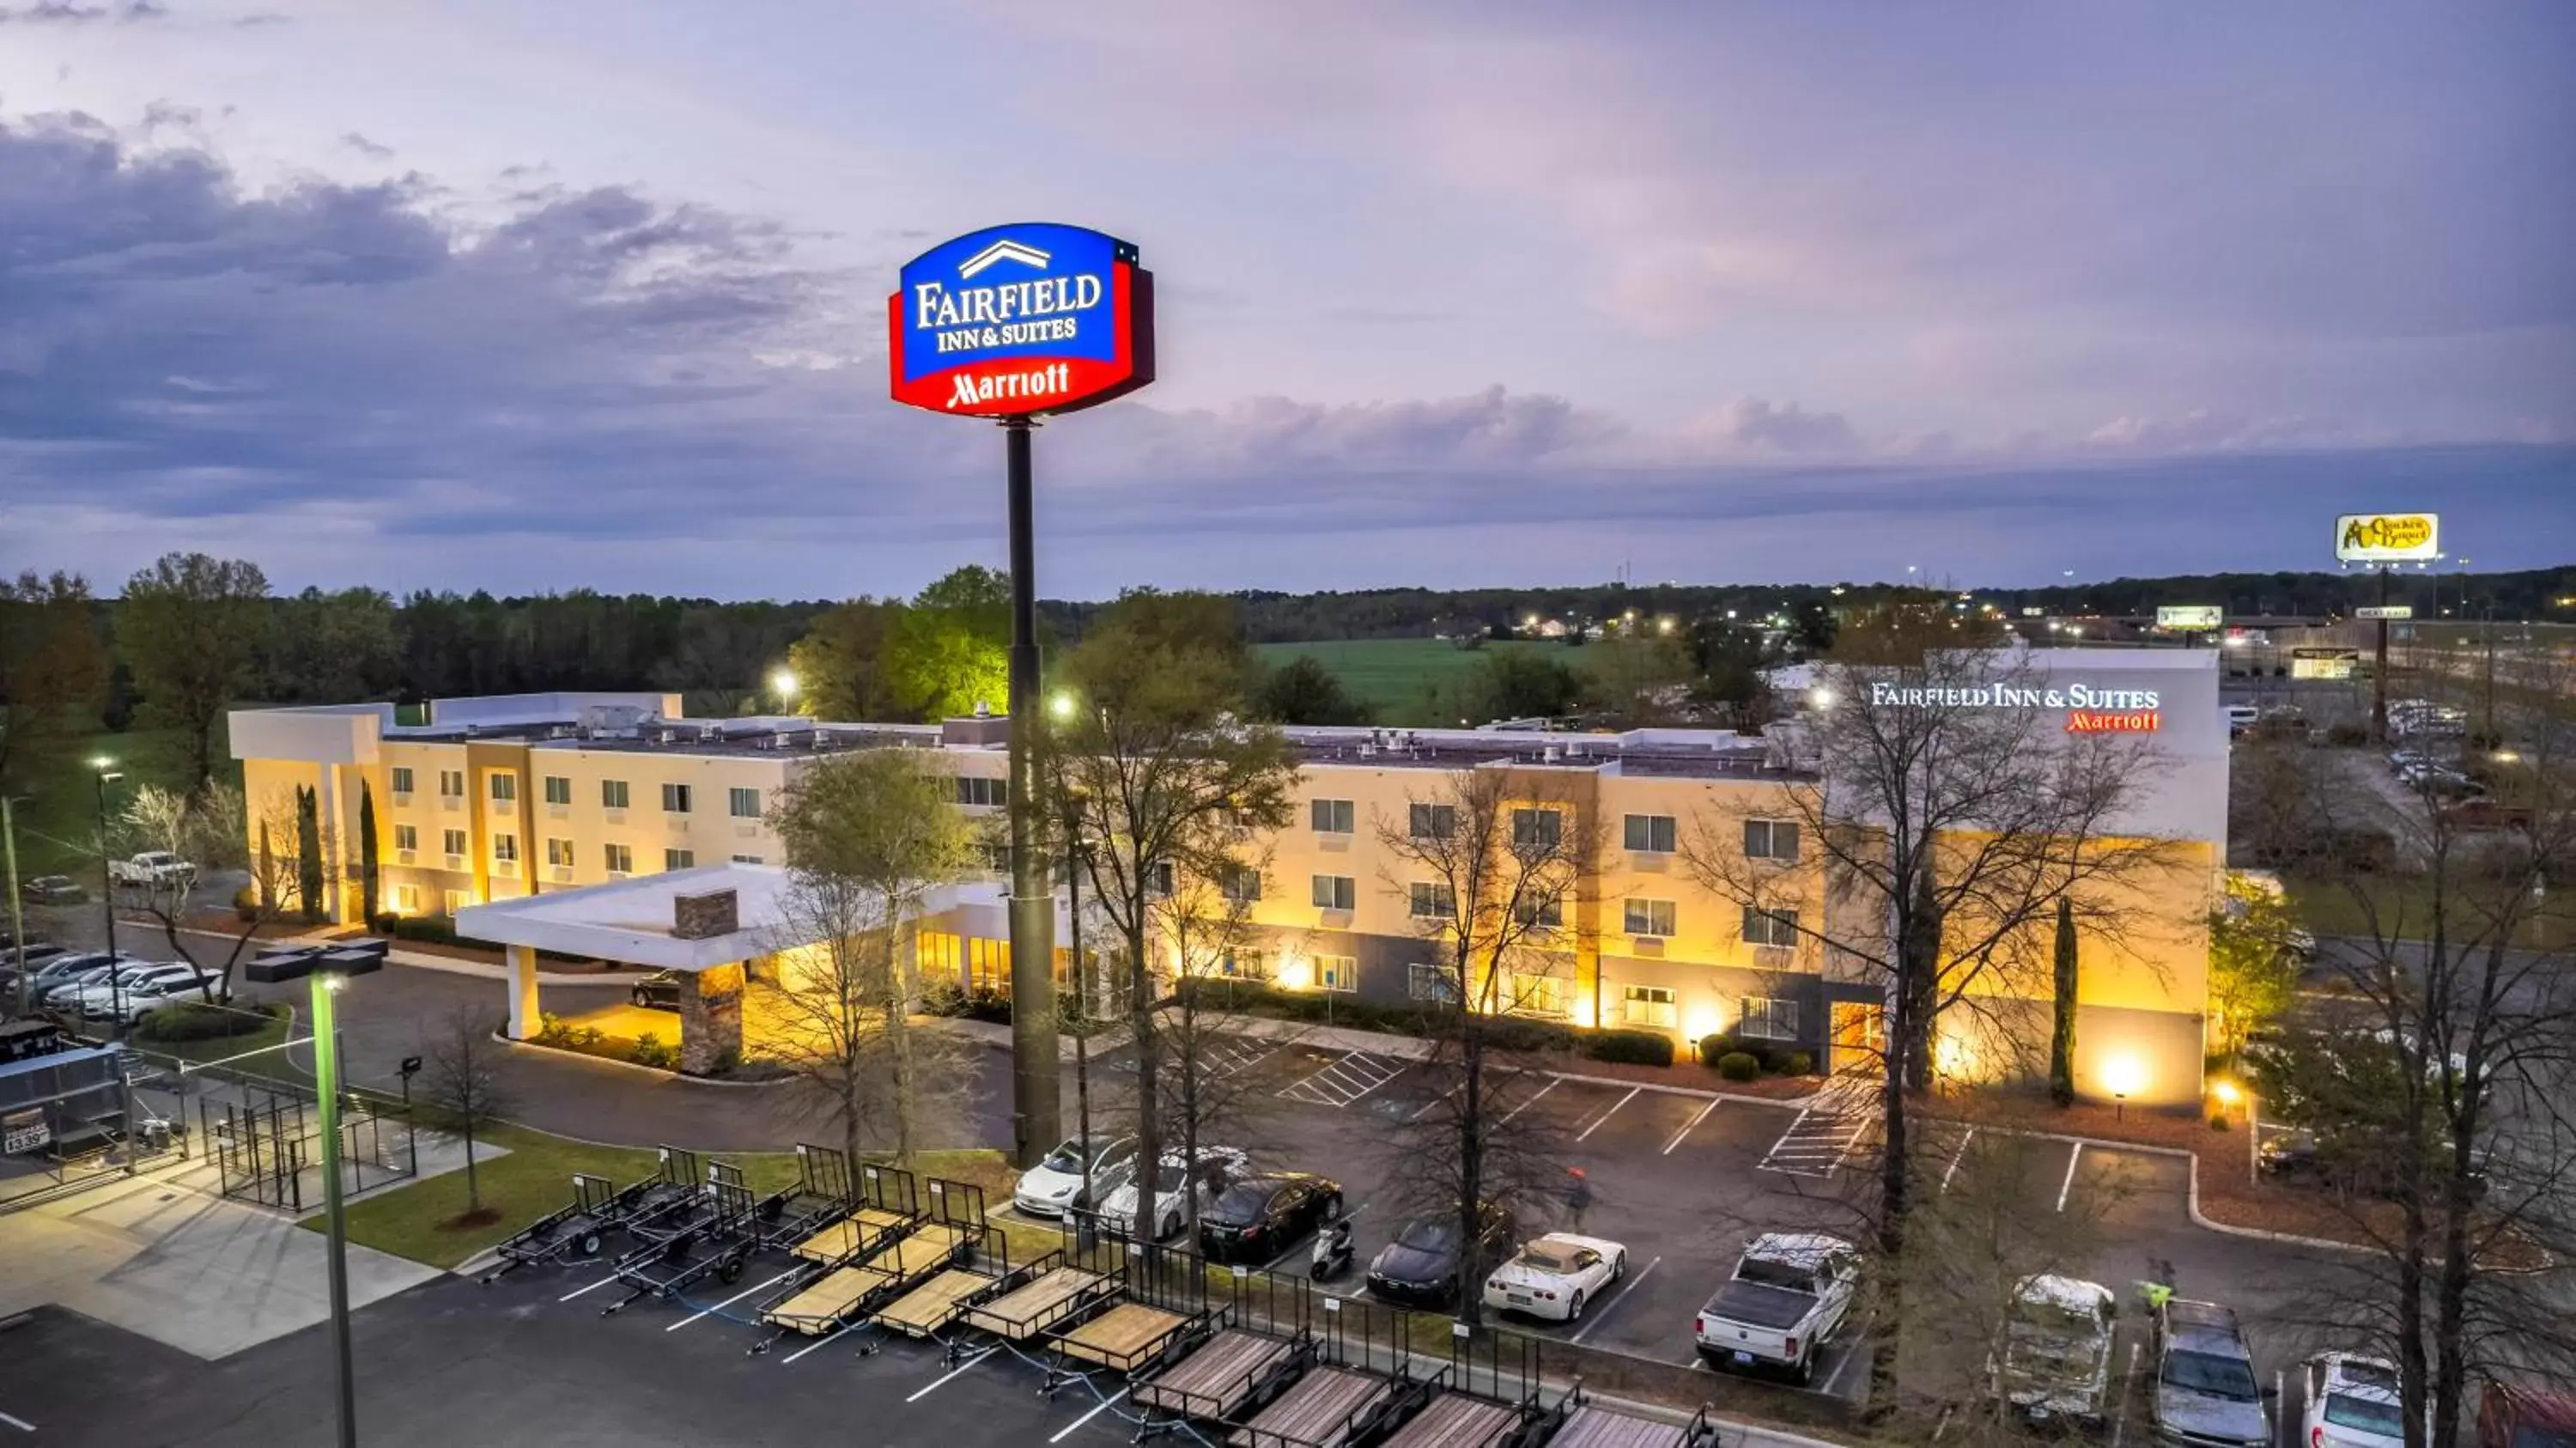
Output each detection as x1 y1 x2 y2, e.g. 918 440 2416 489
769 667 798 714
244 945 382 1448
91 759 124 1025
3 794 29 1019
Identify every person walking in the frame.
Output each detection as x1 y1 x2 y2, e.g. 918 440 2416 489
1564 1165 1592 1232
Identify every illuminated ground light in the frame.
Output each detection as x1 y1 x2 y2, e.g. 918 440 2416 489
1274 955 1313 990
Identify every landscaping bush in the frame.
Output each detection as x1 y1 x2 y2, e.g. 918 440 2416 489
1698 1032 1744 1068
960 988 1012 1025
1485 1015 1579 1054
918 982 969 1017
629 1032 678 1070
233 885 258 922
1583 1030 1675 1068
374 912 462 945
1782 1050 1814 1077
1716 1051 1760 1082
133 1001 284 1043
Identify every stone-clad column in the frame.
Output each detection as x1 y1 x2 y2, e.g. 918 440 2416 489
680 964 744 1074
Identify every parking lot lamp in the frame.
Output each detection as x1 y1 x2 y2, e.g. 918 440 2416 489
91 761 123 1025
769 667 798 711
3 794 29 1018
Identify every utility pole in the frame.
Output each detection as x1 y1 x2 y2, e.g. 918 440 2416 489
2372 569 2391 745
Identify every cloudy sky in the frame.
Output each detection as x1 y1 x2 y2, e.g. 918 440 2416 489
2 1 2570 599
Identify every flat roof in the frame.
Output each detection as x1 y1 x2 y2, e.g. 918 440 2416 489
454 864 805 970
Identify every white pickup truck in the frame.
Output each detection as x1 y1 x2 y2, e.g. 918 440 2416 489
1694 1232 1859 1386
109 851 196 888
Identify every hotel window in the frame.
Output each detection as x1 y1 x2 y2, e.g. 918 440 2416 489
1623 813 1677 854
1739 996 1801 1042
393 824 418 854
981 842 1012 875
1511 971 1569 1017
546 837 574 868
1408 803 1455 840
441 828 468 858
1511 806 1562 852
1309 798 1355 835
1310 874 1356 911
605 843 633 875
438 770 465 799
968 937 1011 992
390 884 420 915
729 787 761 818
1209 947 1261 978
662 782 692 814
1219 864 1262 903
917 931 963 983
1407 963 1459 1004
665 849 696 871
955 776 1006 808
1145 861 1175 898
1741 905 1799 947
602 779 631 810
1315 954 1357 993
543 776 572 806
1624 898 1677 938
442 888 471 916
731 854 763 865
492 833 519 863
1409 880 1455 919
489 772 516 804
1514 892 1563 929
1744 819 1801 862
1622 985 1679 1029
390 767 415 796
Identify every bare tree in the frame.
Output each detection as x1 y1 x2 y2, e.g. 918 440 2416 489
1375 765 1599 1325
120 783 329 1004
422 1005 513 1218
1156 847 1294 1238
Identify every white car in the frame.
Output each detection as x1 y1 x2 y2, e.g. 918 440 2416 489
113 970 222 1021
41 956 149 1010
1094 1146 1248 1241
2303 1352 2412 1447
108 851 196 887
1012 1135 1137 1220
1480 1232 1627 1323
70 964 204 1017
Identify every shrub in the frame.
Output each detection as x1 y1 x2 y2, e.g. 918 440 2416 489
232 885 258 922
1485 1015 1579 1054
133 1001 283 1043
2208 1112 2232 1132
1782 1050 1814 1077
1716 1051 1760 1082
961 988 1012 1025
629 1032 678 1070
919 982 968 1018
1697 1033 1740 1068
1584 1030 1675 1068
532 1011 570 1046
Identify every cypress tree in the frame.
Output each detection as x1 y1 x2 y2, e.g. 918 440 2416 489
358 780 380 925
2048 895 2079 1108
295 785 325 924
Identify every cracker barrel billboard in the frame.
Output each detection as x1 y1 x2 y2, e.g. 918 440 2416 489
2335 512 2439 563
887 222 1156 417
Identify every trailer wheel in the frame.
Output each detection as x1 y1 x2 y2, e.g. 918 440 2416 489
719 1255 745 1286
580 1232 603 1257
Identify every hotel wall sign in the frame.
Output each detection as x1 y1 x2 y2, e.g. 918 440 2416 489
888 222 1156 417
1868 681 2163 733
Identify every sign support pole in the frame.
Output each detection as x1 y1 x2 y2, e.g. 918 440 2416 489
1002 417 1061 1170
2372 568 2391 744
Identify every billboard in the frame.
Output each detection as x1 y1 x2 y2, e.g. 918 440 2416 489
2336 512 2439 563
888 222 1155 417
2156 605 2223 630
2292 647 2359 681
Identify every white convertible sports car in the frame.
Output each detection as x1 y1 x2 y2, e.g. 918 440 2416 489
1480 1232 1628 1323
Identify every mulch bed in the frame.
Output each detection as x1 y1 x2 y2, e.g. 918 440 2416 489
1541 1052 1820 1099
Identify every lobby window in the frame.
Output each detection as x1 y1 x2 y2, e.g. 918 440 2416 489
1310 798 1355 835
917 931 963 983
605 843 633 875
1511 806 1562 852
546 837 574 868
438 770 465 799
1311 873 1356 911
1407 963 1459 1003
662 782 692 814
492 833 518 864
544 776 572 806
489 772 516 805
665 848 695 871
440 828 467 858
1623 812 1677 854
390 767 415 796
1408 881 1455 919
393 824 418 855
1408 803 1455 840
1744 818 1801 862
1315 954 1357 993
1514 891 1563 929
1741 905 1800 947
390 884 420 915
955 776 1006 808
1510 971 1568 1017
1739 996 1801 1041
729 787 761 818
1624 898 1677 938
602 779 631 810
1622 985 1678 1029
1219 864 1262 903
968 938 1011 992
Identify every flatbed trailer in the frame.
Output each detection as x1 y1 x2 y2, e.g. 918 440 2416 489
599 1165 758 1317
747 1177 987 1357
750 1144 860 1251
614 1146 709 1238
1377 1392 1527 1448
1132 1327 1311 1439
960 1258 1121 1343
1549 1402 1715 1448
868 1235 1031 1353
1222 1366 1400 1448
479 1173 629 1285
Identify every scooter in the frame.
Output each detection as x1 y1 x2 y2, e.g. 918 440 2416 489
1311 1215 1354 1281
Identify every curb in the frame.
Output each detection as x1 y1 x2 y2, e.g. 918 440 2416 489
1537 1068 1820 1110
487 1031 794 1089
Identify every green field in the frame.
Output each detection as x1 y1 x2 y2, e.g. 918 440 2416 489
1255 638 1583 725
7 719 231 880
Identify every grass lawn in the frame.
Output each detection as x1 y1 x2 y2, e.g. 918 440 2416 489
131 1002 300 1077
2281 871 2571 950
1255 638 1589 725
7 717 236 879
307 1128 1014 1271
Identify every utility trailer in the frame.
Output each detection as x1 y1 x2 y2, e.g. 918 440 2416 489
599 1162 760 1317
1375 1327 1551 1448
783 1163 919 1267
480 1173 634 1285
747 1177 985 1356
869 1225 1034 1356
614 1146 708 1237
749 1144 857 1251
1547 1382 1716 1448
1131 1273 1317 1440
1037 1241 1216 1399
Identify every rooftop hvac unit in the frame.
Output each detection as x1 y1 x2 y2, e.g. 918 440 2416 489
580 703 652 735
1543 745 1562 764
1358 744 1376 759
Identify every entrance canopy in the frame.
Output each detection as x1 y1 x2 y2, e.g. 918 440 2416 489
456 862 809 972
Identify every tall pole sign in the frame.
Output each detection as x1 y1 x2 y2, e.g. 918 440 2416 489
890 223 1156 1168
2335 512 2441 744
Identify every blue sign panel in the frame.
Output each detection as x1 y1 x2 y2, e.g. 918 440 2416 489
887 222 1154 417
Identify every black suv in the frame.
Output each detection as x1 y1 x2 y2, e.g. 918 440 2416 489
1198 1172 1342 1264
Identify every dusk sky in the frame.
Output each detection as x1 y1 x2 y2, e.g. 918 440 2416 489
2 1 2570 599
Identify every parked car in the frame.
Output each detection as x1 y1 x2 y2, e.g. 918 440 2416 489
21 951 122 994
0 940 67 983
2480 1381 2576 1448
1197 1171 1343 1264
112 970 222 1022
1694 1232 1859 1386
1012 1135 1138 1220
1094 1146 1249 1241
630 970 684 1011
39 955 149 1009
19 874 83 905
2150 1299 2272 1447
1480 1232 1628 1323
1994 1275 2117 1427
2301 1352 2412 1448
108 851 196 888
1367 1202 1516 1309
69 963 205 1017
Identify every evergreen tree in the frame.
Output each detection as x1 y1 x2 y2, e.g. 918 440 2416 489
2049 895 2078 1108
358 780 380 924
295 785 325 924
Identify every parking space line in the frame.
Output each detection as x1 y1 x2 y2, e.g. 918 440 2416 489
1940 1126 1977 1192
903 1347 994 1400
1574 1086 1640 1142
557 1274 620 1302
2057 1142 2083 1213
1498 1077 1560 1125
0 1409 31 1433
668 1266 796 1330
1567 1254 1658 1344
1662 1098 1716 1155
1049 1385 1129 1442
1406 1081 1459 1122
1280 1050 1400 1108
1820 1339 1862 1398
781 1327 847 1364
